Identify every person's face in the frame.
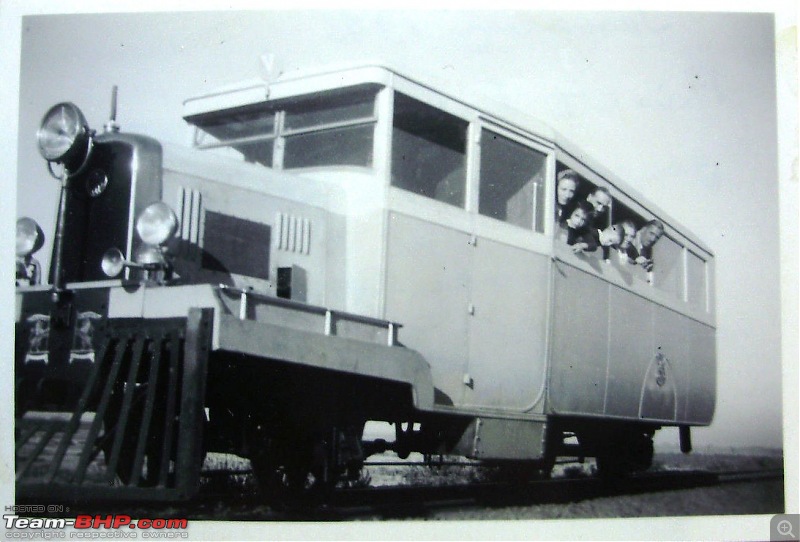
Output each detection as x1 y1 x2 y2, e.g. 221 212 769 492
557 178 577 206
600 227 622 247
642 226 663 248
566 208 587 229
587 191 611 214
620 224 636 248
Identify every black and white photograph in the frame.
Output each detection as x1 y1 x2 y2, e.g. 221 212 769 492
1 2 797 540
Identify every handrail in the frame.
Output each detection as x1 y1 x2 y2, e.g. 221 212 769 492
216 284 401 346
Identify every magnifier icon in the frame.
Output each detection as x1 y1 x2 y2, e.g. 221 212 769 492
777 520 795 538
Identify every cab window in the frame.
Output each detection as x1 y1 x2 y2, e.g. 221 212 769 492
391 93 468 208
479 130 547 232
193 108 276 166
188 85 379 170
282 87 377 169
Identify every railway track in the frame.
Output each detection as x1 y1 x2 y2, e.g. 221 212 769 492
17 466 783 521
299 467 784 520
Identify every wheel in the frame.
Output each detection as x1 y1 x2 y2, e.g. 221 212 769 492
595 430 653 480
250 437 336 510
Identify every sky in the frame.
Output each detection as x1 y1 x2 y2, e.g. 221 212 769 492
0 2 797 539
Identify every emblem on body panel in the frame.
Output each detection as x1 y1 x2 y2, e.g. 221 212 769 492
639 350 678 421
25 313 50 364
655 352 668 387
70 311 103 363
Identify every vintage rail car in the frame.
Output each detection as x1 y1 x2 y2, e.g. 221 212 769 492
15 64 715 502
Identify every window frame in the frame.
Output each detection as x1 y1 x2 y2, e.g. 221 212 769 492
385 81 556 253
649 231 686 300
685 246 710 313
190 84 381 170
389 91 471 208
473 120 554 236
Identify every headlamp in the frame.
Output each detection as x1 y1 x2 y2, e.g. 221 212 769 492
101 248 126 278
136 202 179 245
36 102 91 169
101 202 180 281
16 217 45 257
101 244 169 278
134 244 166 266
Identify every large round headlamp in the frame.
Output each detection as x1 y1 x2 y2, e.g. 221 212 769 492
136 202 179 245
36 102 91 168
16 217 45 257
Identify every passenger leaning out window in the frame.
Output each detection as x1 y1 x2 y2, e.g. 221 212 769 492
616 220 637 264
626 219 665 272
584 186 611 228
563 201 597 254
555 169 580 223
593 224 623 261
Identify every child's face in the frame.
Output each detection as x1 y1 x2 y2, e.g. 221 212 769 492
567 208 587 229
557 179 577 205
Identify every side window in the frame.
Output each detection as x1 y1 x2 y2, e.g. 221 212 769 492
554 164 609 229
391 93 468 208
651 235 684 299
687 249 708 311
554 164 614 258
479 130 547 232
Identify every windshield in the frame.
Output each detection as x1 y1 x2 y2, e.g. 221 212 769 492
188 84 379 170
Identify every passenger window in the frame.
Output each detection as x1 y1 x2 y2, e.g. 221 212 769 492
554 164 609 230
479 130 547 232
554 164 615 261
391 93 468 208
687 250 707 311
651 235 684 299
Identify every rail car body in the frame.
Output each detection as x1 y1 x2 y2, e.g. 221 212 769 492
15 64 715 501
